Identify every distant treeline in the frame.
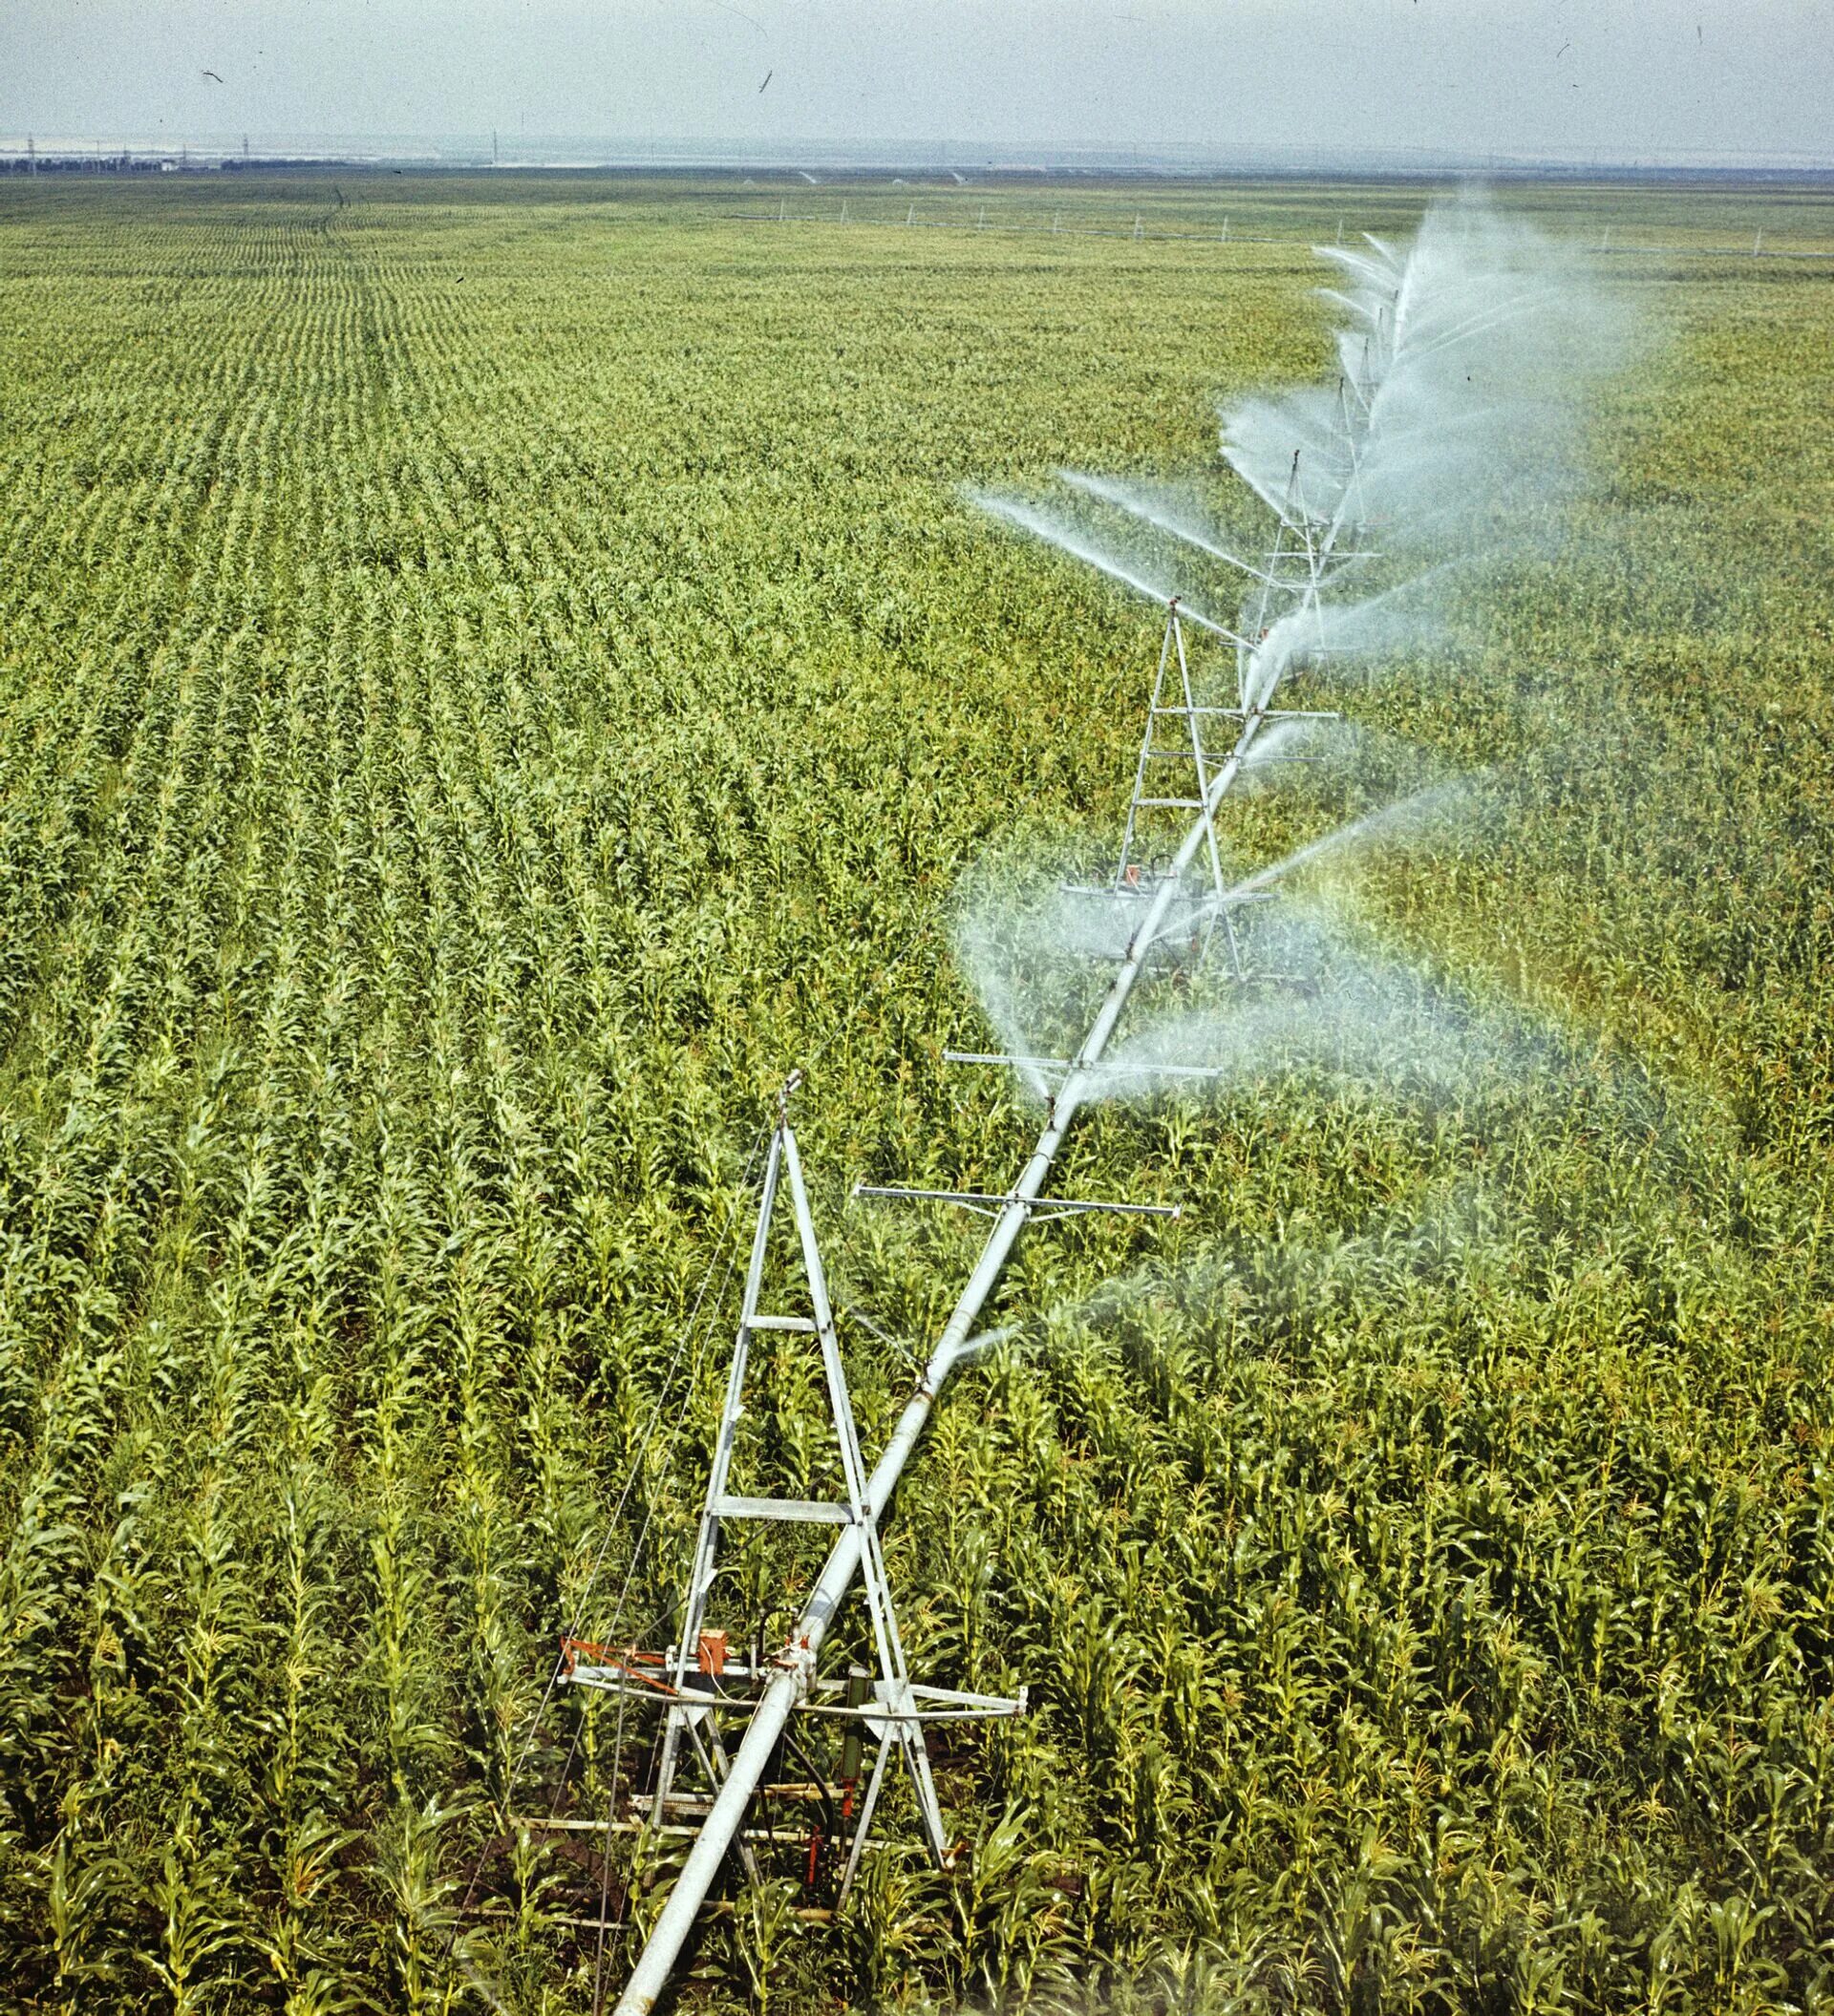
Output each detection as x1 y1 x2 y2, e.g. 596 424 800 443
0 157 282 175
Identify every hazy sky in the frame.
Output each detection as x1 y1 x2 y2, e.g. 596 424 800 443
7 0 1833 159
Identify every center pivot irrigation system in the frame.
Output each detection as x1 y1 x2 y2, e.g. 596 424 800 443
502 205 1571 2011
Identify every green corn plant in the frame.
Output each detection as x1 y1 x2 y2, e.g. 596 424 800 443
41 1832 127 2007
945 1802 1074 2010
136 1809 245 2016
365 1795 472 2016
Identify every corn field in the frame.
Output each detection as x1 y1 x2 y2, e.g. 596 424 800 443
2 174 1833 2013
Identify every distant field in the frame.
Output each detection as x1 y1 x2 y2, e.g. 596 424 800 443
1 173 1833 2012
711 172 1834 256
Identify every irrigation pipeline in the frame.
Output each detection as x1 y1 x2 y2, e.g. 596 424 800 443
611 702 1273 2015
723 209 1834 263
613 192 1666 2005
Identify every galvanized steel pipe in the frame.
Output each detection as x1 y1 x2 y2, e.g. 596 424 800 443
612 710 1269 2014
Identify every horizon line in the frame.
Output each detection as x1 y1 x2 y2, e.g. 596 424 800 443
5 134 1834 178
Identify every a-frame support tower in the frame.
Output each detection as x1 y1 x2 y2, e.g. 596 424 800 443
651 1075 952 1885
564 1076 1022 1903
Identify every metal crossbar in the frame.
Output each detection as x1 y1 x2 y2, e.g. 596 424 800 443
942 1050 1235 1081
853 1182 1180 1220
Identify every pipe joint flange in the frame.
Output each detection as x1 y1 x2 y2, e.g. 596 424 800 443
775 1637 819 1701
